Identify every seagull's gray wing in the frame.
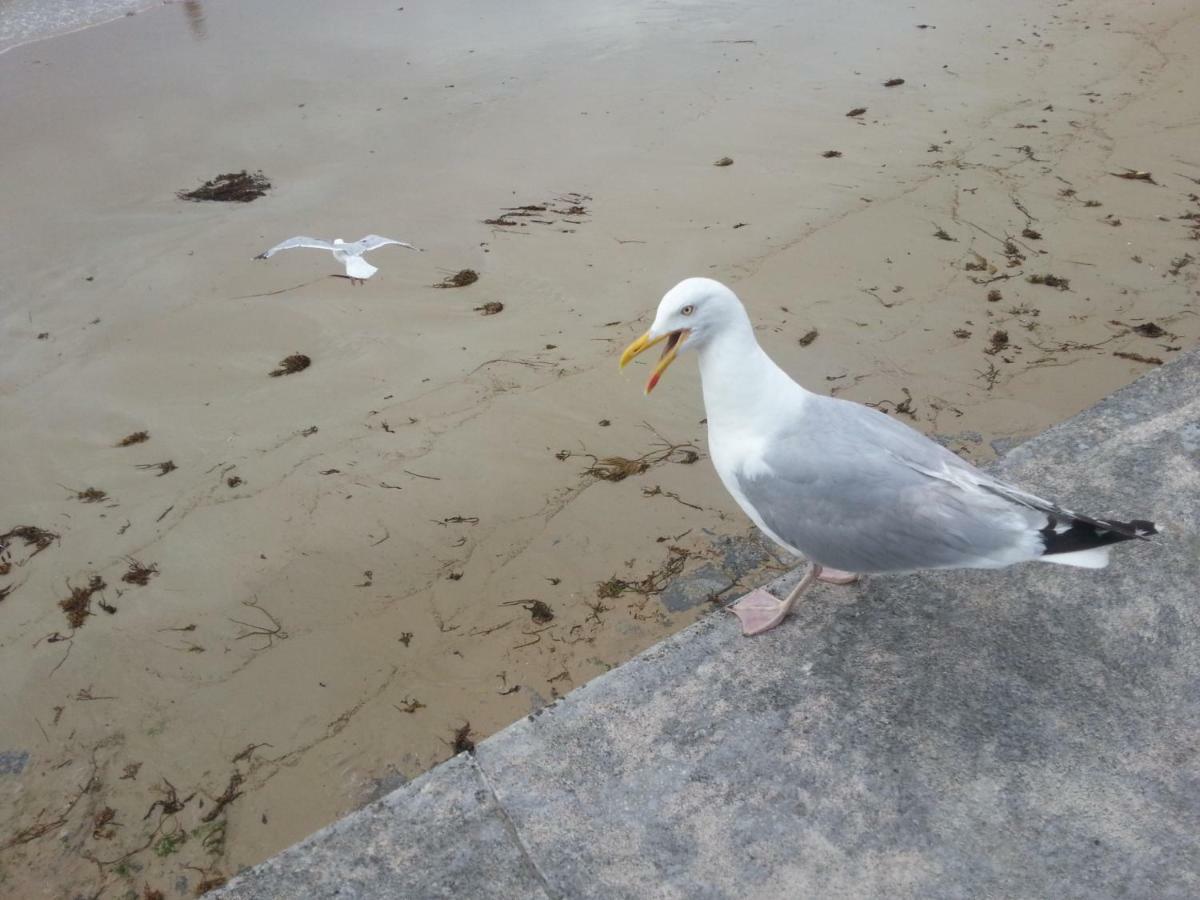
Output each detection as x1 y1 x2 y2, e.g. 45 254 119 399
735 395 1046 573
348 235 420 254
883 431 1154 546
255 237 336 259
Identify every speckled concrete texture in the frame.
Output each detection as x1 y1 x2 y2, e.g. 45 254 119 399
217 351 1200 899
213 754 551 899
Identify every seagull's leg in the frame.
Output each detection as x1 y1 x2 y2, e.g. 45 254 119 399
817 567 858 585
728 564 821 636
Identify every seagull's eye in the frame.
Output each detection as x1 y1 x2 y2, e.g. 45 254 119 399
681 304 695 316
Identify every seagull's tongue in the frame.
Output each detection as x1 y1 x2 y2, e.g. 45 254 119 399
646 331 682 393
660 331 681 359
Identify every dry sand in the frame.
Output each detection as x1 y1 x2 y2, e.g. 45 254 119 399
2 0 1198 894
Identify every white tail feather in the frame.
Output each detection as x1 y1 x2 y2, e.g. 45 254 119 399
345 256 378 279
1039 546 1111 569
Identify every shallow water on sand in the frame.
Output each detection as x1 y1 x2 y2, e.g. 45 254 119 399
0 0 162 52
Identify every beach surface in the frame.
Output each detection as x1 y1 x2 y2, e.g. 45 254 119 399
1 0 1197 895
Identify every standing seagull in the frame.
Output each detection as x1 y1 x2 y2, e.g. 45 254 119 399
255 235 420 284
621 278 1157 636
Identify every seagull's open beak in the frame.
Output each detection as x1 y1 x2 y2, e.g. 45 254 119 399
620 329 688 394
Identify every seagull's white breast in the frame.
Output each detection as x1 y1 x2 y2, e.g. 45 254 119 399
708 423 801 556
693 321 813 556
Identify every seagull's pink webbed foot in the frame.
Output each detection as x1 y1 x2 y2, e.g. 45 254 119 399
727 564 824 637
728 589 791 636
817 567 858 585
728 564 859 636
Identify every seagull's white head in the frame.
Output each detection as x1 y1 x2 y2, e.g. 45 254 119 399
333 238 345 245
620 277 746 393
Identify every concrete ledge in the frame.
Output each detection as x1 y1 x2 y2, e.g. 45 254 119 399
217 352 1200 899
216 753 551 898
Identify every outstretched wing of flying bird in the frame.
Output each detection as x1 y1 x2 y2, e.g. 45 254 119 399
255 237 337 259
349 235 420 254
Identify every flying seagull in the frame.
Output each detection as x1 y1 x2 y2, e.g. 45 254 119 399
255 235 420 284
621 278 1157 636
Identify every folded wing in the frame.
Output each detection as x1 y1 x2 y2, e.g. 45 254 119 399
735 393 1153 574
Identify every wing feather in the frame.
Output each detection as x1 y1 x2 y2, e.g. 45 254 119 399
344 256 378 279
734 393 1152 573
350 235 420 254
255 236 335 259
734 396 1042 572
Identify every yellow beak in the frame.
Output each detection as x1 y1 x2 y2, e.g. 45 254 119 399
620 329 686 394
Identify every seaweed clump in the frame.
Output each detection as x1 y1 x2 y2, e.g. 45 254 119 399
1113 351 1163 365
983 330 1010 355
177 170 271 203
563 440 700 484
122 558 159 586
270 354 311 377
135 460 176 477
1 525 59 557
434 269 479 288
1027 273 1070 291
503 599 554 624
1130 322 1166 338
450 723 475 755
59 576 106 629
597 545 690 599
116 431 149 447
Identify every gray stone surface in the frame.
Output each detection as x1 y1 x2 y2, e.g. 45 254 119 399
214 754 551 899
659 562 733 611
217 352 1200 899
658 532 777 612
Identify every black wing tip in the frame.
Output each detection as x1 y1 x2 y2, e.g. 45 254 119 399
1129 519 1158 538
1041 515 1158 556
254 253 267 260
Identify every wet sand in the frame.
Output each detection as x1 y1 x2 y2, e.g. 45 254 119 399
1 0 1198 895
